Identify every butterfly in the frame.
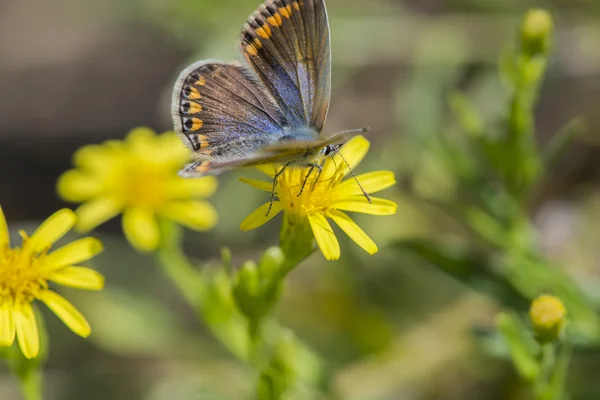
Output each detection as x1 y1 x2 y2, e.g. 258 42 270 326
171 0 370 209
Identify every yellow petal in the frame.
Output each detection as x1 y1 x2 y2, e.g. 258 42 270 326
28 209 76 254
56 170 103 202
322 135 370 179
0 305 15 346
166 177 218 199
335 171 396 197
73 144 120 174
156 132 190 166
39 291 91 338
157 131 182 147
122 207 160 251
160 201 218 231
15 304 39 359
328 210 378 255
331 197 397 215
0 205 9 248
75 197 122 232
239 177 272 192
126 126 157 150
240 202 283 231
308 212 340 260
44 237 104 268
49 266 105 290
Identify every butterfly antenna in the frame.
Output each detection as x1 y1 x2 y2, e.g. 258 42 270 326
327 126 370 141
334 149 372 204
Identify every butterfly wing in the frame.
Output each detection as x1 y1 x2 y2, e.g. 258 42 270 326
239 0 331 132
171 61 288 162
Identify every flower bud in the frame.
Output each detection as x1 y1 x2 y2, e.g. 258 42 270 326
521 9 553 57
259 246 285 280
235 261 260 297
529 294 566 343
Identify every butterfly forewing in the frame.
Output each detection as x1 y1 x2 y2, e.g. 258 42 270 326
239 0 331 132
172 61 288 161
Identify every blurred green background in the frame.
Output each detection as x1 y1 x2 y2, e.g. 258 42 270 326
2 0 600 399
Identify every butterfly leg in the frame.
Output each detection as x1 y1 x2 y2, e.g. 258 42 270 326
309 163 324 192
266 163 291 216
297 163 324 197
298 164 315 197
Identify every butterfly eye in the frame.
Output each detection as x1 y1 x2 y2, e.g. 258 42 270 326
323 144 341 156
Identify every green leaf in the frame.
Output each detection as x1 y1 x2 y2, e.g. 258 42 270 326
448 91 484 138
393 239 528 309
543 117 587 169
496 311 540 382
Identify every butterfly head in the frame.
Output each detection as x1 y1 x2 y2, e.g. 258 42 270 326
321 143 341 157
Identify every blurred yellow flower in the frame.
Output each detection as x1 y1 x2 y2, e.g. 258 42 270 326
240 136 397 260
57 127 218 251
0 207 104 359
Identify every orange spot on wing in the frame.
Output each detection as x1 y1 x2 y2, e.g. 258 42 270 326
267 13 282 27
184 86 201 100
195 76 206 86
279 6 291 18
245 44 258 56
198 135 210 149
187 102 202 114
293 1 301 10
255 28 266 38
194 161 211 173
256 26 271 39
253 38 263 49
189 118 203 131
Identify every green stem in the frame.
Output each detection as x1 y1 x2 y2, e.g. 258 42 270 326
155 222 203 306
278 213 314 276
156 219 251 360
251 214 316 400
17 369 43 400
534 341 572 400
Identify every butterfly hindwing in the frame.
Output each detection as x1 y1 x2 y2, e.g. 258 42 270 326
239 0 331 132
172 61 289 161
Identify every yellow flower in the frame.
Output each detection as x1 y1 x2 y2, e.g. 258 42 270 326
0 207 104 359
240 136 397 260
57 127 218 251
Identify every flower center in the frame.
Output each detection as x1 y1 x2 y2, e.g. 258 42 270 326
276 167 339 215
113 160 170 209
0 244 48 307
